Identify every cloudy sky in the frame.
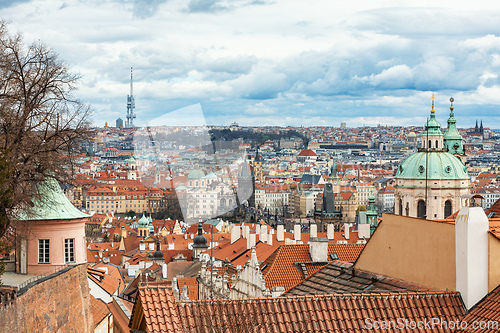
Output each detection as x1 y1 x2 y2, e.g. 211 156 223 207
2 0 500 129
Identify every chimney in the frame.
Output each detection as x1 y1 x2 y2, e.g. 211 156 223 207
231 225 241 244
309 237 328 262
242 225 250 239
327 224 335 240
255 224 261 234
247 233 256 250
267 232 273 246
344 224 350 240
162 263 167 279
277 225 284 242
456 206 489 310
310 224 317 238
294 224 301 242
358 223 370 239
260 225 268 244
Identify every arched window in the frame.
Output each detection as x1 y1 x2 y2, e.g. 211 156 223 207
399 199 403 215
428 140 431 148
435 140 438 148
444 200 452 218
417 200 426 218
405 202 409 216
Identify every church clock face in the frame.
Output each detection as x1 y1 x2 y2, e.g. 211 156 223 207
453 143 459 150
418 165 425 173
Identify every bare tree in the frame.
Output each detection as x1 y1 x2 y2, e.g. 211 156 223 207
0 22 92 237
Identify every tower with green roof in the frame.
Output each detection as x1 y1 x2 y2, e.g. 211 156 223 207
443 97 465 159
394 95 471 220
16 177 92 275
137 213 150 237
366 192 378 234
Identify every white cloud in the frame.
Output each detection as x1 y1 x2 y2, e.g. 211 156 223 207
2 0 500 127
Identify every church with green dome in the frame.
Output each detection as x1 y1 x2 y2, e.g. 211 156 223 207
394 96 471 219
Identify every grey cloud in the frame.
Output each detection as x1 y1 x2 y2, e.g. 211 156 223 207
0 0 30 9
352 7 500 38
186 0 271 13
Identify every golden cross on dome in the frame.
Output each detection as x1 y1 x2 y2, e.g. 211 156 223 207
431 93 435 113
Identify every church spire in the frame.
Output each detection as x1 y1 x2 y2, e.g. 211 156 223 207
444 97 464 157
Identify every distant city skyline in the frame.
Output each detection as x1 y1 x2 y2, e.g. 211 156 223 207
2 1 500 128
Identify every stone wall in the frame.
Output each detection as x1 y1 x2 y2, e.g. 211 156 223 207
0 264 92 333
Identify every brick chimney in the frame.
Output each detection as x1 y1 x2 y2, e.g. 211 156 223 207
456 206 489 310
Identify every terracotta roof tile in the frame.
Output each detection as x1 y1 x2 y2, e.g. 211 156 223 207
456 284 500 332
260 243 365 291
130 289 465 333
90 295 110 328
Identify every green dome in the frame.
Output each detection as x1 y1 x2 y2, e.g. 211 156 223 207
396 151 469 180
187 168 205 180
138 213 149 227
127 156 136 163
422 112 442 136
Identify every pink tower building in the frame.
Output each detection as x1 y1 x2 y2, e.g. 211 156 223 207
15 178 91 275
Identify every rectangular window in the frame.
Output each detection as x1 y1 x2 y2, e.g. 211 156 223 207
65 238 75 263
38 239 50 263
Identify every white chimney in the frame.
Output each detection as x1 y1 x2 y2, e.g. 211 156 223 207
247 233 256 250
344 224 350 240
327 224 335 240
267 233 273 246
162 263 167 279
242 225 250 239
358 223 370 239
260 225 267 244
231 225 241 244
294 224 301 242
310 224 317 238
277 225 284 242
309 237 328 262
456 206 489 310
255 224 261 234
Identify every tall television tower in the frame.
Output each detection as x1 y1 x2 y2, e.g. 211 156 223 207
126 67 136 128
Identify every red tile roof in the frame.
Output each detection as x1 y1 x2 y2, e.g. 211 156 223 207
456 284 500 332
261 244 365 291
90 295 110 328
131 285 466 333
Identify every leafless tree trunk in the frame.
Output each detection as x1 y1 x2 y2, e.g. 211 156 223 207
0 22 92 237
